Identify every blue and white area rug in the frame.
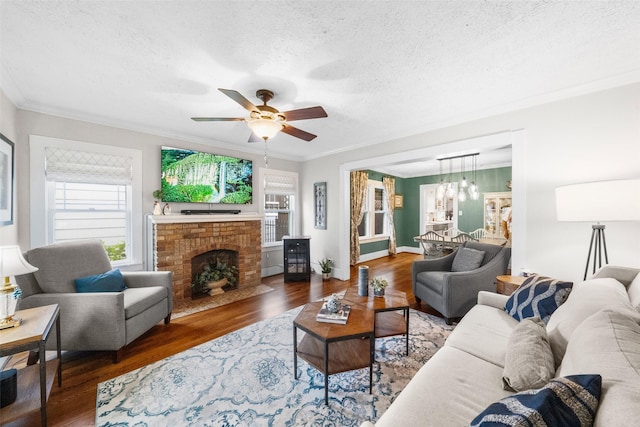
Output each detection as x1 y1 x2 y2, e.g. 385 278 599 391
96 307 454 426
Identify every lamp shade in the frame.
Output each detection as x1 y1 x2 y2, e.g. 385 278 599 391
247 118 283 141
0 246 39 278
555 179 640 222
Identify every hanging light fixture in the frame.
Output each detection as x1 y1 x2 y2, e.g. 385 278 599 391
438 153 479 202
436 160 445 201
458 157 467 202
445 158 456 200
459 157 468 189
469 154 480 200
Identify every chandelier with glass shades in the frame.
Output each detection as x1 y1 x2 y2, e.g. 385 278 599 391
436 153 480 202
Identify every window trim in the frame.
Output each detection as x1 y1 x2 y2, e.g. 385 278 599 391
358 179 389 240
258 167 299 247
29 135 143 267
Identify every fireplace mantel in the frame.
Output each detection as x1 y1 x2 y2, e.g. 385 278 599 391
145 213 263 301
147 213 263 224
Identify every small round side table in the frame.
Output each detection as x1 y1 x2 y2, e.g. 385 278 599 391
496 275 527 296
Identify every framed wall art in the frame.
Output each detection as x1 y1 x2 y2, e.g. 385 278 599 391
394 194 404 209
0 133 14 226
314 181 327 229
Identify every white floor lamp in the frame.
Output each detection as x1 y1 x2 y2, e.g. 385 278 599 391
556 179 640 280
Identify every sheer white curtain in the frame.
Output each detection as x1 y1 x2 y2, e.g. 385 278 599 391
383 176 397 255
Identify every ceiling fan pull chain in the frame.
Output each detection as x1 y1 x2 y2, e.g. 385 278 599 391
264 141 269 168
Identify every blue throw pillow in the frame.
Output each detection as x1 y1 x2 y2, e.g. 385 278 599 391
74 268 126 293
504 275 572 323
470 374 602 427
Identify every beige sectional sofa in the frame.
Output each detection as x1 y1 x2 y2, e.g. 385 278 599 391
362 265 640 426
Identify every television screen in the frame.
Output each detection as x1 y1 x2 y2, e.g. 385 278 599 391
160 146 253 204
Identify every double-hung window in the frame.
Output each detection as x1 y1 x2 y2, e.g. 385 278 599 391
262 169 297 246
30 136 143 266
358 179 388 240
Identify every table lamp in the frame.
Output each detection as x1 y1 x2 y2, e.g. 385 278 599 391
0 246 39 329
555 179 640 280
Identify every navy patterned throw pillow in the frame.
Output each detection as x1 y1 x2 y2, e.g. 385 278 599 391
470 374 602 427
504 275 573 323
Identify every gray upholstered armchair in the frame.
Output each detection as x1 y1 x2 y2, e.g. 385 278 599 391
412 241 511 325
15 240 172 362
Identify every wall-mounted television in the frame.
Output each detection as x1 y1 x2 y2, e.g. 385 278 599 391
160 146 253 204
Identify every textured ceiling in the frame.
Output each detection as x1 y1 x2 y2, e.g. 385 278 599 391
1 1 639 172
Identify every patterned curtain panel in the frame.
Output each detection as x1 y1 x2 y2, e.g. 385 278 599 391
383 176 397 255
350 171 368 265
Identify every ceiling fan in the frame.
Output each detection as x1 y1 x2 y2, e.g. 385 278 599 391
192 88 328 142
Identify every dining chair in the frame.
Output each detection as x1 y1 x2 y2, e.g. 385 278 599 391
469 228 486 240
418 231 446 258
451 232 478 243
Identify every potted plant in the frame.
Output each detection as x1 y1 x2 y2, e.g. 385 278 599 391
318 257 334 280
370 277 388 297
192 257 239 297
152 190 163 215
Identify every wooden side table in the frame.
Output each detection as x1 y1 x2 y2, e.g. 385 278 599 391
496 275 527 296
0 304 62 426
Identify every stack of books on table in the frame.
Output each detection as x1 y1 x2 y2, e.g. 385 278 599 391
316 303 351 324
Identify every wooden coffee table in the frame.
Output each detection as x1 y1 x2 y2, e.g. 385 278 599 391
343 286 410 357
293 300 374 405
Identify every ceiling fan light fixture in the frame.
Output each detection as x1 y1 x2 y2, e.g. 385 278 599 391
247 118 283 141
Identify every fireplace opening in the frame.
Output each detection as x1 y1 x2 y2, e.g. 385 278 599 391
191 249 239 299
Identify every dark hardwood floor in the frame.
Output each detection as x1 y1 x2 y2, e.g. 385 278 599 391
7 252 438 427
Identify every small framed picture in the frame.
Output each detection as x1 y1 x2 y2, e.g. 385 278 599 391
314 182 327 229
394 194 404 209
0 133 14 226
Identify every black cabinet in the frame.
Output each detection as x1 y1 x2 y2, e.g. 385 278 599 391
283 236 311 282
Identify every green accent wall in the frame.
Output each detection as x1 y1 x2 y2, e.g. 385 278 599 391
358 167 512 254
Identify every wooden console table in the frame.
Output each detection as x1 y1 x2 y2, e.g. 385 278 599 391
0 304 62 426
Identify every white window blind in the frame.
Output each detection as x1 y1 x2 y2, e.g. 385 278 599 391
45 147 132 185
264 173 296 195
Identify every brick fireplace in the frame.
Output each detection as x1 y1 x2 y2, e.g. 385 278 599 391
147 214 262 302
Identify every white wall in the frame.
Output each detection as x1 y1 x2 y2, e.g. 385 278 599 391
6 83 640 283
13 109 300 251
302 83 640 284
0 90 19 245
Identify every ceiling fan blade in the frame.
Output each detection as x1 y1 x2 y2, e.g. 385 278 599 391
218 88 258 112
191 117 245 122
248 132 263 143
281 106 328 121
281 124 317 141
